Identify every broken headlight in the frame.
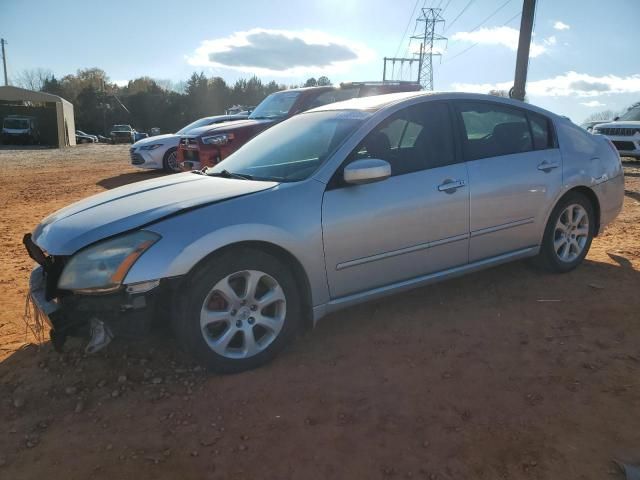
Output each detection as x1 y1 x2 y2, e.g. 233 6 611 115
58 231 160 293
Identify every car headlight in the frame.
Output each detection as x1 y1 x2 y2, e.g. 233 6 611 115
140 144 163 150
202 133 234 145
58 231 160 293
593 128 601 134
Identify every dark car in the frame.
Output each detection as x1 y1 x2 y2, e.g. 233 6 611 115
177 81 421 170
109 124 135 144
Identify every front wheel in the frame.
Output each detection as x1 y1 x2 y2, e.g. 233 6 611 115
173 248 301 373
534 192 595 273
162 147 180 173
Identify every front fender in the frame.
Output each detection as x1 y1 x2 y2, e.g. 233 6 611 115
123 180 330 307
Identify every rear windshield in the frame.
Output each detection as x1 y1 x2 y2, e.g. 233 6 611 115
249 91 300 120
4 118 29 129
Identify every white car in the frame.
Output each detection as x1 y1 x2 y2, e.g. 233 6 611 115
130 114 248 172
593 104 640 159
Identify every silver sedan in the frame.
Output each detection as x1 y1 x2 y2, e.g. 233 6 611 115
26 92 624 373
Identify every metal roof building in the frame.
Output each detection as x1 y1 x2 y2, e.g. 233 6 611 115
0 86 76 147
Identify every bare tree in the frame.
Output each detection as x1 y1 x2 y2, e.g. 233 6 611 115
584 110 616 123
12 68 54 91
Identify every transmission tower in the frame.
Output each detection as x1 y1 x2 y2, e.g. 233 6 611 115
411 8 447 90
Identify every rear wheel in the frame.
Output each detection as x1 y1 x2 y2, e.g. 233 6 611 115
534 191 595 273
173 248 300 373
162 147 180 173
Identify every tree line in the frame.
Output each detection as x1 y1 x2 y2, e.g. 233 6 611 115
14 68 331 135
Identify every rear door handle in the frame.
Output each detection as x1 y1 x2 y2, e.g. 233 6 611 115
537 161 560 172
438 179 466 194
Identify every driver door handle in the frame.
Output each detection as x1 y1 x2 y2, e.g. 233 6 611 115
537 161 560 172
438 179 466 194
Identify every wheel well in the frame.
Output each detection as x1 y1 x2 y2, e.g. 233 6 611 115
564 186 601 235
188 241 314 332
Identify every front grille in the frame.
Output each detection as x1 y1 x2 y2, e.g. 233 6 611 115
130 153 145 165
598 127 640 136
612 141 637 151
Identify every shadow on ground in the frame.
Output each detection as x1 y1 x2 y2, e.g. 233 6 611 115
97 170 168 190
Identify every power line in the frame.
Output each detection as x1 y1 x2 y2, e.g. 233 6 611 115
466 0 513 33
394 0 422 58
440 0 454 15
441 10 521 64
445 0 474 32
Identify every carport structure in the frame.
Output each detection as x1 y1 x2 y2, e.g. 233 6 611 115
0 86 76 147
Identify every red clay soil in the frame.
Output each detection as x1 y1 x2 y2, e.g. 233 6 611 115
0 145 639 479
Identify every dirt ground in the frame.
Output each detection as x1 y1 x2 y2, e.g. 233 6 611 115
0 144 639 479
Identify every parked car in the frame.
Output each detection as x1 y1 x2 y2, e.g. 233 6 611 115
134 130 149 143
2 115 41 145
580 120 609 133
130 114 248 173
150 127 161 136
76 130 98 144
592 105 640 158
177 81 421 171
110 124 135 144
24 92 624 373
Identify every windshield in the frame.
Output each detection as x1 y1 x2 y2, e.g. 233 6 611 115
618 107 640 122
177 117 220 134
249 91 300 120
4 119 29 129
208 110 369 182
112 125 131 132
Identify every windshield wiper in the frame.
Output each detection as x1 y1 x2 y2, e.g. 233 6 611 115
208 169 253 180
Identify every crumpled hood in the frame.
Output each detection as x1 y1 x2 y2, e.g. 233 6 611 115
184 118 275 138
133 133 177 147
32 173 277 255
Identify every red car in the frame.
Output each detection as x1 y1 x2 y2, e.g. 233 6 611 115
177 81 421 171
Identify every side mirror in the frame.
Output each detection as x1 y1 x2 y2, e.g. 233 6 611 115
613 116 620 121
343 158 391 185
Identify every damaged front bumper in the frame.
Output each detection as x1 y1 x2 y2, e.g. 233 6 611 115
28 266 173 353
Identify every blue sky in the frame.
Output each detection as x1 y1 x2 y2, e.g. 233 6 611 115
2 0 638 122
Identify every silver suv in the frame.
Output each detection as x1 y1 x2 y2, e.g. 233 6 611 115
25 92 624 373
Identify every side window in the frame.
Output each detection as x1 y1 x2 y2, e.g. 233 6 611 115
528 112 554 150
347 102 455 177
457 102 533 161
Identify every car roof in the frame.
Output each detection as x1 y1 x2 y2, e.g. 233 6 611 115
308 91 561 119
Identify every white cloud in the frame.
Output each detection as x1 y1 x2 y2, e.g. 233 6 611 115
554 21 570 31
543 35 557 46
186 28 375 76
580 100 606 107
451 71 640 97
451 26 549 57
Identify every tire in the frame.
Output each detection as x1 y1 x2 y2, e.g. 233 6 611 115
533 191 595 273
173 248 301 373
162 147 180 173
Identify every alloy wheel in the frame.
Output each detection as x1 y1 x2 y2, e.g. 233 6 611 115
200 270 286 359
167 150 179 172
553 203 589 263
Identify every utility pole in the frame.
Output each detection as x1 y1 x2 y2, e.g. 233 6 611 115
1 39 8 86
411 8 446 90
509 0 537 101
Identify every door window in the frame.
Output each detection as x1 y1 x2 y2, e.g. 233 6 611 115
456 102 534 160
528 111 555 150
346 102 455 177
